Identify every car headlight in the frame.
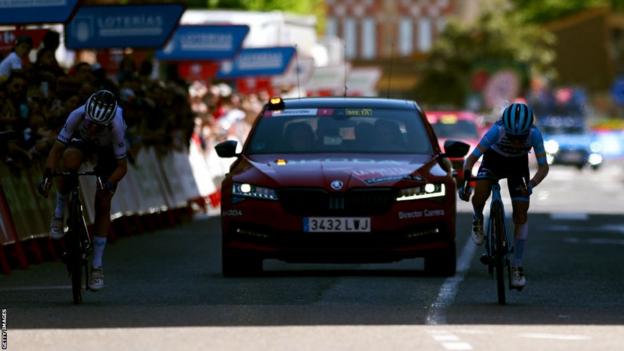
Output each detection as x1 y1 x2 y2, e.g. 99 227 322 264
397 183 446 201
544 140 559 154
232 183 279 200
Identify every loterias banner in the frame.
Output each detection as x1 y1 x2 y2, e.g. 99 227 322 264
216 46 296 79
156 25 249 61
0 0 79 25
65 3 184 49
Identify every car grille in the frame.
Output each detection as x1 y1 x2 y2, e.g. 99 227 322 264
279 188 397 215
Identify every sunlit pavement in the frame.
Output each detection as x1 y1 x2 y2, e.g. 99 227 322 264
2 161 623 351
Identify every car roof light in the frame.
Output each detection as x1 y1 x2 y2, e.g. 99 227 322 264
267 97 285 111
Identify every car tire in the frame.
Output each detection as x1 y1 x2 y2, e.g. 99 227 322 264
222 250 263 277
424 241 457 277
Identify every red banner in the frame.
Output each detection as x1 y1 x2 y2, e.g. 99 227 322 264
0 29 48 53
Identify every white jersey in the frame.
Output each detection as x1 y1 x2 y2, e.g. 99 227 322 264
57 105 128 160
0 52 22 78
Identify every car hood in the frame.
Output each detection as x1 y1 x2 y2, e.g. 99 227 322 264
233 154 448 188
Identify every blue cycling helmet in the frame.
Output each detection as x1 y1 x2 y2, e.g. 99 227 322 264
502 102 534 135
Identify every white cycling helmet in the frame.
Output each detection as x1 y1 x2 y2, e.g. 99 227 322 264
85 90 117 125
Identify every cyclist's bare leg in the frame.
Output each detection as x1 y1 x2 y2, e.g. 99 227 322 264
511 200 530 269
54 148 84 219
57 147 84 193
91 187 113 270
93 188 112 239
471 178 494 219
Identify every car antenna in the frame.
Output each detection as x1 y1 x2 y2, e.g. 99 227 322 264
344 40 348 97
386 31 396 98
295 44 302 99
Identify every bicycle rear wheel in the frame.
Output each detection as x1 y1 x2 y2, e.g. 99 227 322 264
490 201 507 305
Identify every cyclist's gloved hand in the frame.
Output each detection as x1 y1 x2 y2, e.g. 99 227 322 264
458 170 472 202
37 168 53 197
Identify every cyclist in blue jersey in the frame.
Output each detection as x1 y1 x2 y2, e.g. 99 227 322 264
39 90 128 291
459 102 549 289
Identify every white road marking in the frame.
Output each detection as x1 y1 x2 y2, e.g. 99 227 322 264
519 333 591 341
0 285 71 292
428 331 473 351
442 342 473 350
426 228 478 325
432 334 459 341
549 212 589 220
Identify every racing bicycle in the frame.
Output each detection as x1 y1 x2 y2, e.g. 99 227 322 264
39 171 96 304
479 180 514 305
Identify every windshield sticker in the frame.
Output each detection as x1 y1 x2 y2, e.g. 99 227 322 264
345 108 373 117
267 108 318 117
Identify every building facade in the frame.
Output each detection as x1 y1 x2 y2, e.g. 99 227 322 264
324 0 459 59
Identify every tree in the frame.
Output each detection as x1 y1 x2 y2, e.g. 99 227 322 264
514 0 624 23
188 0 322 15
414 0 556 107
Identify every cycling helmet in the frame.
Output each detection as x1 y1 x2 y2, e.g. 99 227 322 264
85 90 117 125
502 102 534 135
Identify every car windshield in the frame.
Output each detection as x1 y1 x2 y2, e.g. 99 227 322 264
539 117 586 135
246 107 433 154
431 120 479 140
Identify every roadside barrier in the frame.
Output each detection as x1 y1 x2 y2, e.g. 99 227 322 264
0 144 227 275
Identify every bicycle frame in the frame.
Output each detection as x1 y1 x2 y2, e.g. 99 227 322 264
55 171 96 304
484 181 512 305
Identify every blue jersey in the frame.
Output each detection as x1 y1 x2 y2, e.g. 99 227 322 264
479 121 547 165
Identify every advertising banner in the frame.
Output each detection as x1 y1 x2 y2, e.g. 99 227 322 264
65 4 184 49
156 25 249 61
0 0 79 25
216 46 295 79
0 29 48 52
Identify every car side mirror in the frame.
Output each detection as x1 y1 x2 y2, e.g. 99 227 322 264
442 140 470 158
215 140 239 158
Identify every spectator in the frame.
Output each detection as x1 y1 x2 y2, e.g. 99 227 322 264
0 36 33 81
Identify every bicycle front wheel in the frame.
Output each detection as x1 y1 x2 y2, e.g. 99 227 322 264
68 193 84 304
490 201 507 305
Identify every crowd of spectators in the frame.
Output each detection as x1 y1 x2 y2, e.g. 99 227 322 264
0 30 269 176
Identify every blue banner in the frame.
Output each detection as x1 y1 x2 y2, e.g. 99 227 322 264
0 0 79 24
156 25 249 61
65 4 184 49
216 47 296 79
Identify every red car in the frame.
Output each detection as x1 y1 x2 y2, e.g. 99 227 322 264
426 111 484 182
216 97 469 276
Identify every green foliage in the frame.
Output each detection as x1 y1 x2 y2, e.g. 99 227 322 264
414 0 556 107
189 0 322 14
513 0 621 23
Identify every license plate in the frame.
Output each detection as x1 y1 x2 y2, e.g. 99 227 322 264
561 151 583 162
304 217 371 233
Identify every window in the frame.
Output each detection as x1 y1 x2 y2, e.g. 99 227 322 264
418 18 432 52
344 17 357 59
362 17 376 59
326 17 338 38
399 18 413 56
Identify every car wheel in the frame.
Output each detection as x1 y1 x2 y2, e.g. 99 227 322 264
424 241 457 277
591 164 601 171
222 250 263 277
576 163 585 170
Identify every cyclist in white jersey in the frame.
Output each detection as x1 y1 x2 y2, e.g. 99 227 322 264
40 90 128 291
459 103 549 289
